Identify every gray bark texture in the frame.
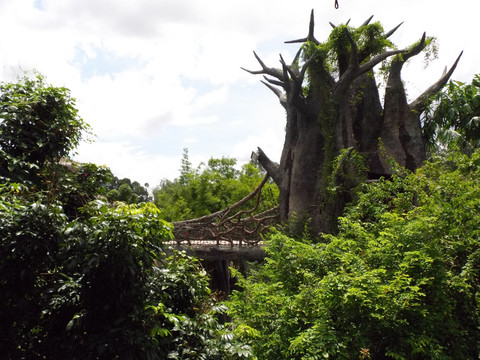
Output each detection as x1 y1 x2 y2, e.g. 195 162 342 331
244 11 462 234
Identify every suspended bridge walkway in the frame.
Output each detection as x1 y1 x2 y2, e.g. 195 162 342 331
166 175 279 261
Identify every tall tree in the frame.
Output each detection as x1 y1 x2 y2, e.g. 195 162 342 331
245 11 462 234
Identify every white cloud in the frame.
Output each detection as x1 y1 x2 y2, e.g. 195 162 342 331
74 140 181 188
1 0 480 189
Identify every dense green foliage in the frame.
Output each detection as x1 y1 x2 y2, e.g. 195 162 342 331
423 74 480 153
0 74 89 184
0 189 252 359
106 175 151 204
153 149 278 221
229 150 480 359
0 75 253 359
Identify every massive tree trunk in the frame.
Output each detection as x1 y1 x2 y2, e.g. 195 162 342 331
244 11 462 234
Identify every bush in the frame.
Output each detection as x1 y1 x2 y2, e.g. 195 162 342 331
0 192 253 359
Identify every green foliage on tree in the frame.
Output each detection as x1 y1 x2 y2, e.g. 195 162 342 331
106 176 151 204
0 73 89 184
423 74 480 153
228 149 480 359
153 149 278 221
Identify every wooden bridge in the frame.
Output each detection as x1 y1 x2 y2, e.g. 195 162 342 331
169 175 279 258
167 176 279 294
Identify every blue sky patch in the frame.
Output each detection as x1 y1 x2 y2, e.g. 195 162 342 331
33 0 45 10
73 46 139 80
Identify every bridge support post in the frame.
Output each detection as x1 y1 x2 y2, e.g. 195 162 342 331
212 260 230 296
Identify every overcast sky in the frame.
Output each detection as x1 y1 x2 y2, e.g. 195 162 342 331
1 0 478 188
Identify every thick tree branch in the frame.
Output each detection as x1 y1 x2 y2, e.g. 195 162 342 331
335 26 407 96
334 28 361 93
256 147 281 185
384 33 427 102
262 76 284 88
279 55 292 93
358 49 407 76
291 47 303 73
410 51 463 113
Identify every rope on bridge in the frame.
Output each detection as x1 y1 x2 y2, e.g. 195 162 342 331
172 175 279 246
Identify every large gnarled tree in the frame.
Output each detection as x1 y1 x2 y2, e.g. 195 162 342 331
245 11 462 234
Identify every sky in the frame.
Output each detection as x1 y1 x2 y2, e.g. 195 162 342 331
0 0 478 189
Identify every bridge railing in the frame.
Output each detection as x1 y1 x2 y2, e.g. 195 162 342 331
172 176 279 246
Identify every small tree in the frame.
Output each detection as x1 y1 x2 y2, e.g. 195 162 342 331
423 74 480 153
0 73 89 184
245 11 462 234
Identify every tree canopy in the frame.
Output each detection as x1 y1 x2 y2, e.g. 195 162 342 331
0 73 89 185
153 148 278 222
423 74 480 153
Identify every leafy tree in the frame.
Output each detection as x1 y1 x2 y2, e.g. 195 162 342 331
423 74 480 153
0 73 89 185
153 151 278 222
106 176 151 204
228 149 480 359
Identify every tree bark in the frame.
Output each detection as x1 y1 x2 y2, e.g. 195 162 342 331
245 11 462 235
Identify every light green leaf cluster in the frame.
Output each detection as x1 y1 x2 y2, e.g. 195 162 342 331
153 149 278 221
423 74 480 153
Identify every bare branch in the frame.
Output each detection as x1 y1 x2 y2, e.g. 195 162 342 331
384 22 404 39
256 147 281 185
261 80 287 109
385 33 427 88
241 51 284 81
402 32 427 62
280 54 298 80
298 55 315 81
263 76 284 88
360 15 374 27
279 55 293 92
285 9 319 44
410 51 463 112
291 47 303 72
